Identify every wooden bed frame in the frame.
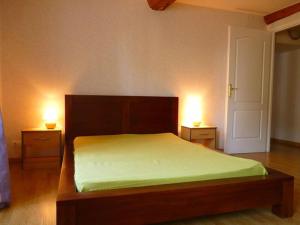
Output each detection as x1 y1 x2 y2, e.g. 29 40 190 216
57 95 294 225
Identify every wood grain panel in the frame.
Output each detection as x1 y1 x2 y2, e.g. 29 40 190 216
147 0 176 10
191 128 216 139
57 95 294 225
181 126 217 149
264 3 300 24
22 130 62 169
1 143 299 225
23 132 60 157
128 98 178 134
65 95 178 147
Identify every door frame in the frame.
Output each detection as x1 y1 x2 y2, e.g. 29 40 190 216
266 15 300 151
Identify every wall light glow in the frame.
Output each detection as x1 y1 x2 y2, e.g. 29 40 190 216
43 102 59 129
183 95 203 127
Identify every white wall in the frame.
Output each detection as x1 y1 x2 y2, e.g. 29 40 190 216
1 0 265 157
272 48 300 142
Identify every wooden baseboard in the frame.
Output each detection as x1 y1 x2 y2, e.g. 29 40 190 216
215 148 224 153
271 138 300 148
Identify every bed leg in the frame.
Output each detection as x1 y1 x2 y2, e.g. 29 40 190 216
272 179 294 218
57 202 76 225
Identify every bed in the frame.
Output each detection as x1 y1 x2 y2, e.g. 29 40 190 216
74 133 268 192
57 95 294 225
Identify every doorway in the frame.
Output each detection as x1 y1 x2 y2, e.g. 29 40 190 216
271 25 300 149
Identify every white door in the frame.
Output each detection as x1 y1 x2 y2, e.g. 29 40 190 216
225 26 272 154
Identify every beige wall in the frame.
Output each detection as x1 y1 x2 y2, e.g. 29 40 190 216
272 48 300 143
1 0 265 157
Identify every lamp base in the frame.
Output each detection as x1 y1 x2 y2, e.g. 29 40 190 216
192 121 201 127
45 123 56 129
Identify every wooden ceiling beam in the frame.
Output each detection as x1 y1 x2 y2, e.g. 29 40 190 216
264 3 300 25
147 0 176 11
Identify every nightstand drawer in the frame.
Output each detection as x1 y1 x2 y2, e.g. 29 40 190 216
23 132 61 157
191 129 215 139
181 125 217 149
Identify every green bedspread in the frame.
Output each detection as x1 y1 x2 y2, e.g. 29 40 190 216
74 133 267 192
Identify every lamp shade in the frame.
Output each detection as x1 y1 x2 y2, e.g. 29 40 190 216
183 96 202 127
43 105 58 129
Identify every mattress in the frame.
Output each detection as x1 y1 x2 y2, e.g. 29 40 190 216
74 133 267 192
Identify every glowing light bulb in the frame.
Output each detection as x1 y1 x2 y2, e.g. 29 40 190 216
43 103 58 129
183 95 203 127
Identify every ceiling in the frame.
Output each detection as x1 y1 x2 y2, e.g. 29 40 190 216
176 0 300 15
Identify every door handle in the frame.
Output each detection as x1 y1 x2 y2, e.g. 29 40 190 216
228 84 238 97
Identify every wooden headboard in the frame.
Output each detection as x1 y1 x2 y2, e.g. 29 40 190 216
65 95 178 147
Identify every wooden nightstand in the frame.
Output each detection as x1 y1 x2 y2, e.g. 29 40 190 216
21 129 62 169
181 125 217 149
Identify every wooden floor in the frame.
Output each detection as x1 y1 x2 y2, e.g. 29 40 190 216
0 143 299 225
